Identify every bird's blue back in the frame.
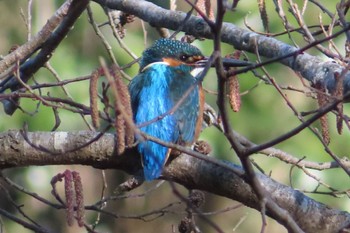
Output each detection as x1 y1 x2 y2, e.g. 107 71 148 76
129 63 200 180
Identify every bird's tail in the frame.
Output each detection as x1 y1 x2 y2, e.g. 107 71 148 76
139 140 169 181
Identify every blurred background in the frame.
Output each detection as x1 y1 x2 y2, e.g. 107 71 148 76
0 0 349 232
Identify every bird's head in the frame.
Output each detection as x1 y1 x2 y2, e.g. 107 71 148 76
139 38 205 73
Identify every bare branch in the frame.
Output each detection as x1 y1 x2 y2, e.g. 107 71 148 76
0 0 73 74
94 0 350 97
0 0 89 115
0 130 349 233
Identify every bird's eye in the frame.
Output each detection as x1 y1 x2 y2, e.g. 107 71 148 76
179 54 189 62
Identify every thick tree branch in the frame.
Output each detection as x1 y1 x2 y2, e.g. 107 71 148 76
0 130 349 233
0 0 73 74
0 0 89 115
93 0 350 98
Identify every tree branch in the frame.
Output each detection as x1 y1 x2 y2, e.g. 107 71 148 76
0 0 73 74
0 0 89 115
93 0 350 98
0 130 349 233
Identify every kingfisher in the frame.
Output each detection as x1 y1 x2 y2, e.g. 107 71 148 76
128 38 205 181
129 38 250 181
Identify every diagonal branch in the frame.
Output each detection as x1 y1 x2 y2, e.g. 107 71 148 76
93 0 350 98
0 0 89 115
0 0 73 75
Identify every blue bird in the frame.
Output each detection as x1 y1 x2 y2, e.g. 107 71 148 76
129 38 206 181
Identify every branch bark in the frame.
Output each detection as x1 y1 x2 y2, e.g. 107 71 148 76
0 0 73 74
0 130 349 233
0 0 89 115
93 0 350 98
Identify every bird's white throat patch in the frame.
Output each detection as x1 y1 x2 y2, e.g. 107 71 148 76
190 67 204 77
141 61 204 78
141 61 169 73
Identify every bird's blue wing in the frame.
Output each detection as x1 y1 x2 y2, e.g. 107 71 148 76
168 68 200 144
129 64 178 180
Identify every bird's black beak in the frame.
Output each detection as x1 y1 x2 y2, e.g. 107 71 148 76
195 56 252 68
221 57 252 67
